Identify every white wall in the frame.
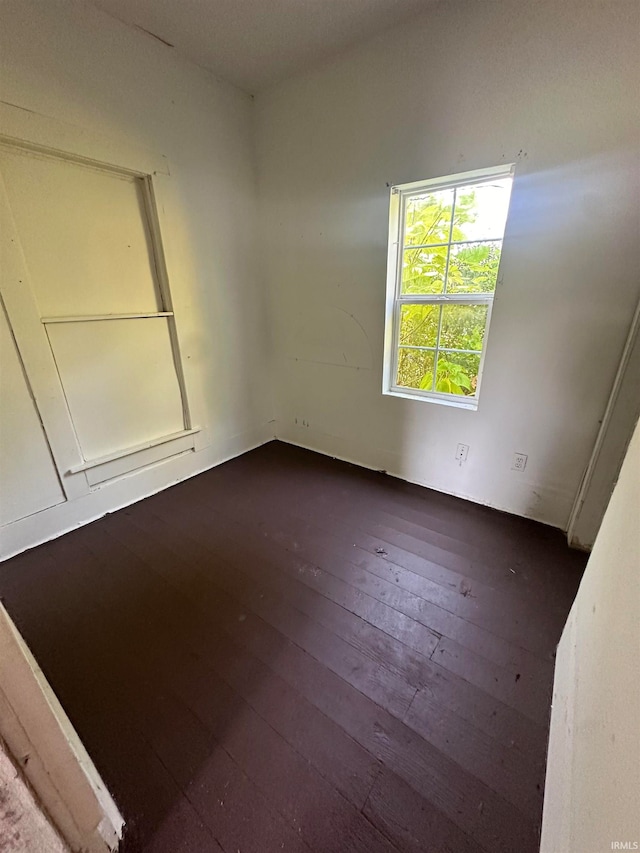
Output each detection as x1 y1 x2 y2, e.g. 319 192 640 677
2 0 638 558
0 0 274 559
540 417 640 852
256 0 640 529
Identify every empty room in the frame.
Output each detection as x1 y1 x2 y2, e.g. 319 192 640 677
0 1 638 852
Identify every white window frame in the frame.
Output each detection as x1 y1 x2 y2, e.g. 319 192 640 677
382 163 514 410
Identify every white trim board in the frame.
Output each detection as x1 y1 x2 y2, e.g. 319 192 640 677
0 101 168 178
67 428 200 475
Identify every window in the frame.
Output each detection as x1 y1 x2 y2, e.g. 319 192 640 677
383 164 514 409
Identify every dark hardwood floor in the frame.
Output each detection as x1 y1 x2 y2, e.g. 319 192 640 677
0 441 586 853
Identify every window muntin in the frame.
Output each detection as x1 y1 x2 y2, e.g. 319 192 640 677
383 165 514 408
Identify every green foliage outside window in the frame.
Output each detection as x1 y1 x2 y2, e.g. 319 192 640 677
396 188 501 396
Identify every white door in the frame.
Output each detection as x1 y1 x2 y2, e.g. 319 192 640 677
0 139 195 522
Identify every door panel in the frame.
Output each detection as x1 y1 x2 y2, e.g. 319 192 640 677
0 147 160 317
46 318 184 460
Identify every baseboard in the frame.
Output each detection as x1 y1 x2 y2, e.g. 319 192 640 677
276 423 570 533
3 415 576 562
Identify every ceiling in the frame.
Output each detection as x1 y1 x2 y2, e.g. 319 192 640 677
91 0 434 94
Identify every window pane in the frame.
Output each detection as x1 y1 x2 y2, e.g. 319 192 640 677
401 245 447 294
435 351 481 396
439 304 488 351
451 179 512 243
446 241 502 293
397 348 435 391
404 189 454 247
399 304 439 347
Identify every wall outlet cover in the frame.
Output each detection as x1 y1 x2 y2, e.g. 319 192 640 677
513 453 528 471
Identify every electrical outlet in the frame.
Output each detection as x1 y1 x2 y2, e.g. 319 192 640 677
513 453 528 471
455 443 469 463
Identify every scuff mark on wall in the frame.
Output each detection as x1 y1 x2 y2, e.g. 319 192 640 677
286 303 373 369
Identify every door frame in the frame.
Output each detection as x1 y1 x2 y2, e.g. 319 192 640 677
0 602 123 851
567 293 640 548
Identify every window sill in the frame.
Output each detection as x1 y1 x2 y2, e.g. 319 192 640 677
383 387 479 410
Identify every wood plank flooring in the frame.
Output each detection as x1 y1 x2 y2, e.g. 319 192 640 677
0 441 586 852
